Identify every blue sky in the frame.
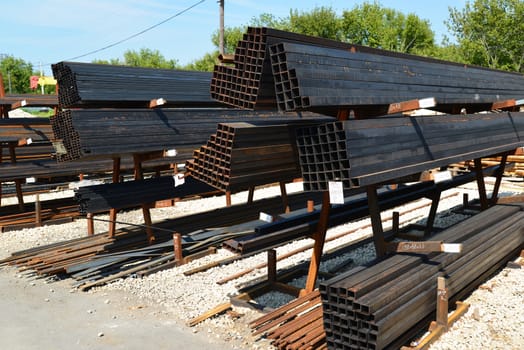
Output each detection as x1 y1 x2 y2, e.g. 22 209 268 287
1 0 466 75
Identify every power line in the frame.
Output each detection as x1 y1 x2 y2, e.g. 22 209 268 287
60 0 207 63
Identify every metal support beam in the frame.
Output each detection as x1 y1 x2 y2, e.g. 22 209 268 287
303 191 330 293
490 153 508 205
473 158 489 210
424 191 441 237
367 185 387 257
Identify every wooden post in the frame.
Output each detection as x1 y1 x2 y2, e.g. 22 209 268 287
173 233 183 263
34 194 42 227
108 157 121 237
303 191 330 293
267 249 277 283
307 200 314 213
367 185 387 257
225 191 232 207
436 277 449 331
473 158 489 210
86 213 94 236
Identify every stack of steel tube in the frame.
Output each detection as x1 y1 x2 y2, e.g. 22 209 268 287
52 61 218 108
186 118 331 192
295 112 524 191
320 203 524 350
50 108 309 162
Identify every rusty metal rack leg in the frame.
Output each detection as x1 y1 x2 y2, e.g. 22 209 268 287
489 153 508 205
424 191 441 237
303 191 331 294
367 185 387 257
247 186 255 204
133 153 155 243
279 181 290 213
108 157 121 237
473 158 489 210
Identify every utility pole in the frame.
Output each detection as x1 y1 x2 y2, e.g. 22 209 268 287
219 0 224 56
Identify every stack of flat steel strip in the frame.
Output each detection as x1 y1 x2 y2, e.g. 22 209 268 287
50 108 314 162
0 93 58 110
269 41 524 113
295 111 524 191
319 203 524 350
186 118 331 192
52 61 218 108
74 175 216 214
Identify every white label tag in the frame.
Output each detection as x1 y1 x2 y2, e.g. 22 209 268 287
328 181 344 204
441 243 462 253
166 149 177 157
259 212 273 223
174 174 185 187
21 100 27 106
433 170 452 183
26 177 36 183
418 97 436 109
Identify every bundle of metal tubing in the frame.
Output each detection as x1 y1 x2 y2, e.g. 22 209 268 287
0 156 175 183
210 27 416 111
296 112 524 191
320 203 524 350
74 176 216 214
186 118 331 192
51 108 313 162
0 93 58 111
269 41 524 113
52 61 218 108
211 27 524 115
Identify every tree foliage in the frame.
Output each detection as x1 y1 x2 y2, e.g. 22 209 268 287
93 48 178 69
447 0 524 72
0 55 34 94
341 2 435 54
287 7 342 40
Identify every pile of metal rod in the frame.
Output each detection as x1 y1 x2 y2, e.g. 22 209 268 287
296 112 524 191
269 41 524 114
51 108 312 162
75 176 216 214
1 190 323 289
320 203 524 350
211 27 524 115
52 62 218 108
186 118 331 192
250 291 327 350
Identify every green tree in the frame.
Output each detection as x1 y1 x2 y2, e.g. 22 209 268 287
287 7 342 40
0 55 34 94
447 0 524 72
340 1 435 54
93 48 178 69
182 51 219 72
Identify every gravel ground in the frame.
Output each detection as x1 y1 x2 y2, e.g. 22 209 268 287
0 178 522 349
